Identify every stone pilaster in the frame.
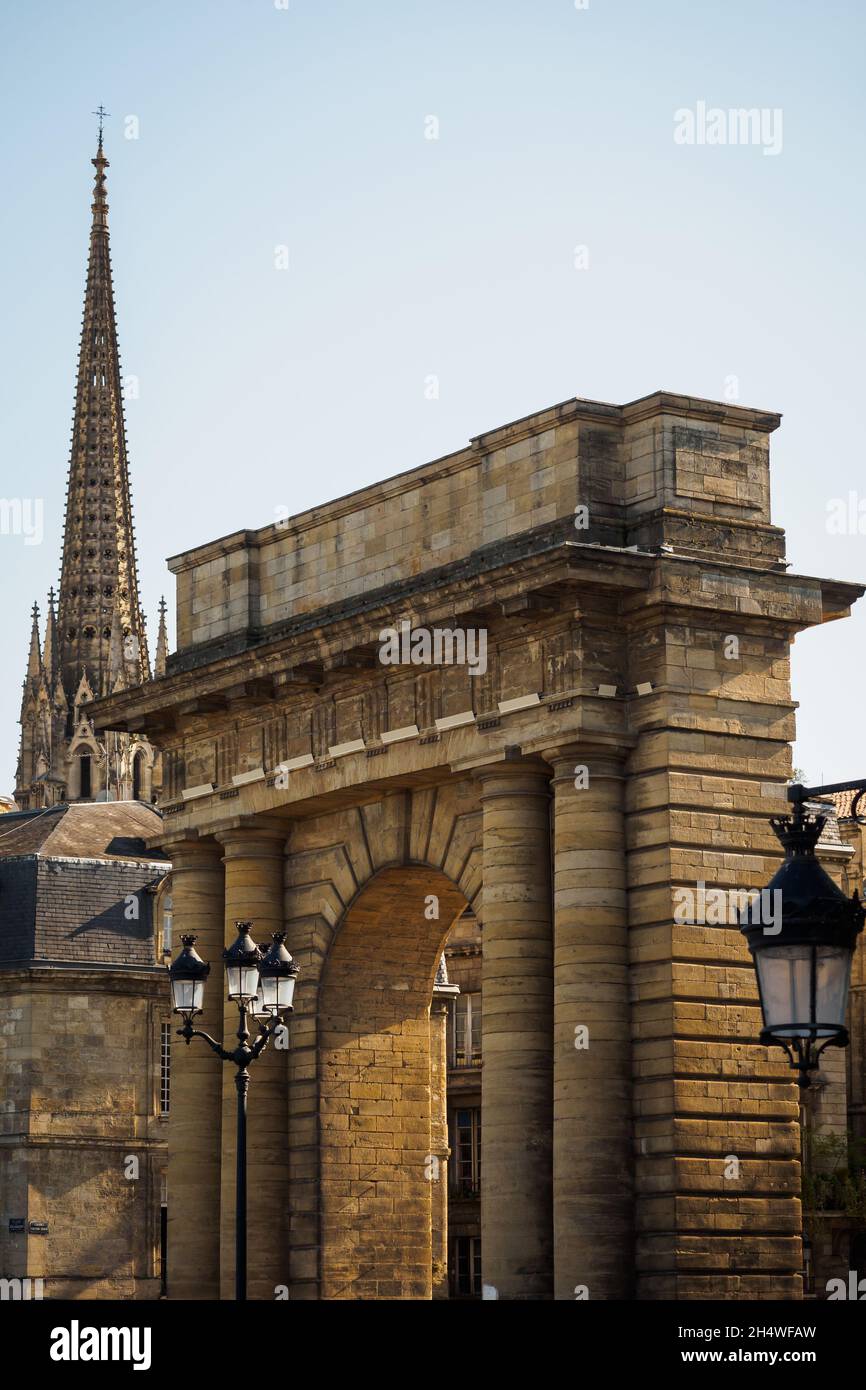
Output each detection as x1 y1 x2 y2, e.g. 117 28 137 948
628 730 803 1299
216 818 288 1301
163 837 224 1300
547 747 632 1299
476 758 553 1299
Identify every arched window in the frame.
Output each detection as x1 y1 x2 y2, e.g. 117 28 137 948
162 893 173 956
132 750 145 801
79 754 92 799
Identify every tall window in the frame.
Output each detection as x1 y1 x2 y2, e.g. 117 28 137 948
79 754 91 799
160 1023 171 1117
161 894 173 956
452 1236 482 1298
448 993 482 1067
451 1107 481 1196
160 1175 168 1297
132 751 144 801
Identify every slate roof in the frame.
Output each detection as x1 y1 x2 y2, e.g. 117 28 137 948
0 802 169 969
806 797 851 850
0 801 167 863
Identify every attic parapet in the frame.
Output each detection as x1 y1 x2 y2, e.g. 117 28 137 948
165 392 787 658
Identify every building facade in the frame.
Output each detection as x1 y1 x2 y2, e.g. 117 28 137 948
92 388 865 1299
0 801 170 1298
15 135 163 811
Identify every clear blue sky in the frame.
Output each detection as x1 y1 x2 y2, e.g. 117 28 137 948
1 0 864 796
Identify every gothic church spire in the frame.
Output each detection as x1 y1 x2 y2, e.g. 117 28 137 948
15 124 159 810
55 131 148 701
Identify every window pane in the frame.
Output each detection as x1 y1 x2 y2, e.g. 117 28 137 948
160 1022 171 1116
469 994 481 1062
455 996 468 1064
453 1237 482 1297
451 1107 481 1194
472 1238 482 1293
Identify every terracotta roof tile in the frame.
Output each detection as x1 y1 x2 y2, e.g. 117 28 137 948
832 789 866 821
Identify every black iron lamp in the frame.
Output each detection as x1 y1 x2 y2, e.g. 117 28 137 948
168 919 299 1299
168 934 210 1021
742 785 864 1087
224 920 263 1003
257 932 299 1016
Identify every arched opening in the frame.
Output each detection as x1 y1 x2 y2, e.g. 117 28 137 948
78 754 92 799
132 750 145 801
153 877 173 961
318 864 467 1299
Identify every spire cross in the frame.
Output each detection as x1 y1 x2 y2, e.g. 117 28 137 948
92 105 110 145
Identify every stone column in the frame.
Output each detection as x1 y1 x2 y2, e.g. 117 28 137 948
547 747 632 1300
162 837 224 1300
476 758 553 1299
216 818 288 1301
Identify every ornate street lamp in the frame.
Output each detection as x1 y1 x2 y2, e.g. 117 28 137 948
224 920 263 1003
168 934 210 1020
251 935 299 1020
258 933 300 1015
742 780 865 1087
168 921 298 1300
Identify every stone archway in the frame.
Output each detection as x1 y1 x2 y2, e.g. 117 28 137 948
318 865 467 1299
95 388 858 1302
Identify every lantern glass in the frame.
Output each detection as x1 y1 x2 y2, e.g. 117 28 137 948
815 945 853 1032
756 943 852 1038
226 962 260 1003
251 987 270 1019
260 971 296 1014
171 976 205 1017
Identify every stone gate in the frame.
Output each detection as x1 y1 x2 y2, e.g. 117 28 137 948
93 390 863 1299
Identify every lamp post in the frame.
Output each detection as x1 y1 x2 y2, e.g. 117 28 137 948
169 922 299 1300
741 779 865 1087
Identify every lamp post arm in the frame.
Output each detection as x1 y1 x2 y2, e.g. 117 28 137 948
249 1015 284 1062
176 1023 232 1061
789 777 866 807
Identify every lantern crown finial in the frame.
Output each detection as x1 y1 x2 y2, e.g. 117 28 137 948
224 921 262 965
770 809 825 857
260 933 299 976
170 936 210 976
